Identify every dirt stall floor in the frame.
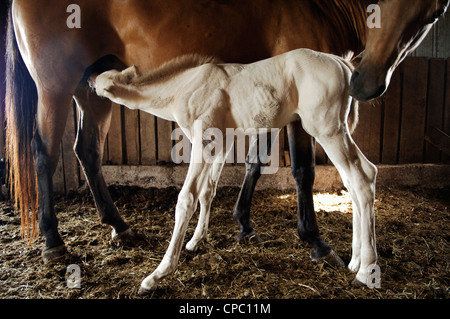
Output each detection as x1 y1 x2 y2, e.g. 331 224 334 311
0 185 449 299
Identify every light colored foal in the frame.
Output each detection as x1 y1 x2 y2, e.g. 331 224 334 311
92 48 377 292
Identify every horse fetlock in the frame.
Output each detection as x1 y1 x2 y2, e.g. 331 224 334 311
141 258 178 292
185 236 204 252
352 262 381 288
348 256 361 273
139 274 160 294
185 240 197 252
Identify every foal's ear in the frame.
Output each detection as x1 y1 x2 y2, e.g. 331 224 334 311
123 65 139 81
126 65 139 78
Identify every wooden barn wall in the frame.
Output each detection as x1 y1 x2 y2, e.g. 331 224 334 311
0 9 448 193
100 56 450 168
46 55 448 193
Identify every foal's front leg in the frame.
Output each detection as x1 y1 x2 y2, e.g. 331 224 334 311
139 187 197 293
316 131 377 287
139 152 214 293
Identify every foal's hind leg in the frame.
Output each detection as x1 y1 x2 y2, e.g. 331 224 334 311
316 131 377 287
186 155 227 251
73 84 133 241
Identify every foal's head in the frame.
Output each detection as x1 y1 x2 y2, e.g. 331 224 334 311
350 0 448 101
90 65 139 100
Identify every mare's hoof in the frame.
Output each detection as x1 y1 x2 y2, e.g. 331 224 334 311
111 228 136 243
42 244 67 264
237 231 263 244
311 249 345 268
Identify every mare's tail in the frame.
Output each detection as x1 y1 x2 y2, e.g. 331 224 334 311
5 2 39 242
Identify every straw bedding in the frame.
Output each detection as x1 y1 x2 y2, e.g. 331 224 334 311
1 185 448 299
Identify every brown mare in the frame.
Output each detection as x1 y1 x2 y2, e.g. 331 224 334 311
5 0 448 289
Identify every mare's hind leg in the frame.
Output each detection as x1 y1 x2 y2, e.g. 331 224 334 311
287 121 344 267
34 90 73 263
73 84 133 240
316 130 377 286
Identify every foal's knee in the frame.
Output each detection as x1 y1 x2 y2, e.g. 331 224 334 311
176 191 196 218
365 161 378 184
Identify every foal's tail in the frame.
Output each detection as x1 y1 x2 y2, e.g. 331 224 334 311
5 3 39 243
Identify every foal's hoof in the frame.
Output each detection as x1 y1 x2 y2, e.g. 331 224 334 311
42 244 67 264
111 228 136 243
138 286 152 296
237 231 263 245
351 277 367 287
311 249 345 268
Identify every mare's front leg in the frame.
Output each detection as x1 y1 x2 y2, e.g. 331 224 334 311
232 135 267 242
73 84 133 241
287 120 344 267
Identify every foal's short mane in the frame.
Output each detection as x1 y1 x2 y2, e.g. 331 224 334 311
122 54 223 86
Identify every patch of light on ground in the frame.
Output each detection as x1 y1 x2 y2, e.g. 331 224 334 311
313 190 352 214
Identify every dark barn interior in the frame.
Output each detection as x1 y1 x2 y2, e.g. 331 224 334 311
0 1 449 301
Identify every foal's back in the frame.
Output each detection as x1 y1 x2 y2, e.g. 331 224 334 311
223 49 354 131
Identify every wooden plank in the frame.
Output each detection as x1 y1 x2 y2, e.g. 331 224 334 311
382 67 402 164
425 126 450 154
353 99 382 164
156 118 174 163
53 144 65 193
107 103 124 164
436 15 450 58
140 112 157 165
398 58 429 164
172 122 191 164
279 126 286 166
443 58 450 163
102 135 108 165
424 58 446 163
315 142 328 165
412 14 450 58
0 8 5 159
412 21 436 57
123 108 140 165
60 103 79 192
